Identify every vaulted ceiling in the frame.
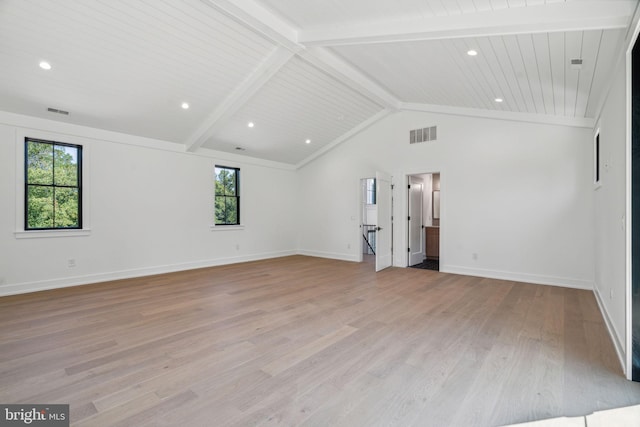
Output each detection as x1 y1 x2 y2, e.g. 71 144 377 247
0 0 637 165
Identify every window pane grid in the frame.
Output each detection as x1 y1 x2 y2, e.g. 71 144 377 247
25 138 82 230
215 166 240 226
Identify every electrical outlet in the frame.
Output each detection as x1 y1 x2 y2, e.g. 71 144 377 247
67 259 76 268
472 253 478 261
347 243 351 249
235 244 240 251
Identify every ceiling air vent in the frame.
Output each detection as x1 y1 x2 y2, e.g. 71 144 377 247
47 107 69 115
570 59 583 70
410 126 437 144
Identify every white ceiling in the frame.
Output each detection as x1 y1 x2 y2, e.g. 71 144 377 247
259 0 569 28
0 0 637 165
331 30 623 117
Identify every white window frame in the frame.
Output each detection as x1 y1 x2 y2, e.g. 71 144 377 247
14 129 91 239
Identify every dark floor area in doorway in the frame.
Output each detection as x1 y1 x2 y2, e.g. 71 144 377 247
410 259 439 271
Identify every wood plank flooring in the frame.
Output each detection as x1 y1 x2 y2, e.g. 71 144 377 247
1 255 640 426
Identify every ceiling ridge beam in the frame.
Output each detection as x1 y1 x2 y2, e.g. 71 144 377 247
200 0 301 51
299 1 636 47
185 46 295 152
400 102 595 129
201 0 401 110
299 47 400 110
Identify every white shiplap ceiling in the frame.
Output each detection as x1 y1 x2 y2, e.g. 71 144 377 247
259 0 573 29
0 0 276 143
209 55 383 164
330 30 624 118
0 0 637 165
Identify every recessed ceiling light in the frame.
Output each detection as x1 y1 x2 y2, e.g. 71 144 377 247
39 61 52 70
181 102 189 109
305 139 311 144
494 98 504 103
467 50 478 56
247 122 254 128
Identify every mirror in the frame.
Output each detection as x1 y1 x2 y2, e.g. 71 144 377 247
433 190 440 220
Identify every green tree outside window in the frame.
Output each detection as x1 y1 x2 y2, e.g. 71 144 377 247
25 138 82 229
215 166 239 225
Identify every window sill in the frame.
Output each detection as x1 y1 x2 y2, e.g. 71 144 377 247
210 225 244 231
15 229 92 239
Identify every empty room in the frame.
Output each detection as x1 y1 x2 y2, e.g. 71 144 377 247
3 1 640 426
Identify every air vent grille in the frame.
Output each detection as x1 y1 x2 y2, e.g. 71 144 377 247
47 107 69 115
570 58 583 70
410 126 437 144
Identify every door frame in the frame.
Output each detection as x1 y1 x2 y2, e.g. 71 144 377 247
356 175 394 266
626 16 640 380
407 175 424 266
376 171 393 271
356 177 367 263
402 171 443 269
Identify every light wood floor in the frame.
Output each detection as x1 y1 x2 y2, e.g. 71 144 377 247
2 255 640 427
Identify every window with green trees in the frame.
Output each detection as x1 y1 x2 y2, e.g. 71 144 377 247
25 138 82 230
215 166 240 225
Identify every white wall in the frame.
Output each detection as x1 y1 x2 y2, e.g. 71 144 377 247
296 110 595 289
0 108 597 298
0 113 297 296
593 60 628 362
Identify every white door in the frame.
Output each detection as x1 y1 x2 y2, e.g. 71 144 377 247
408 177 424 266
376 171 392 272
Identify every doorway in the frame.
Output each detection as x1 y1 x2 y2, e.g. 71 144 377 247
407 172 440 271
359 172 393 272
361 177 377 267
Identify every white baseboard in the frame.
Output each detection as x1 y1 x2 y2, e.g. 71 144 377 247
0 250 296 297
296 249 359 262
593 285 627 375
440 264 594 290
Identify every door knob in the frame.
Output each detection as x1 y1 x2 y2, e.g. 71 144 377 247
377 226 383 231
